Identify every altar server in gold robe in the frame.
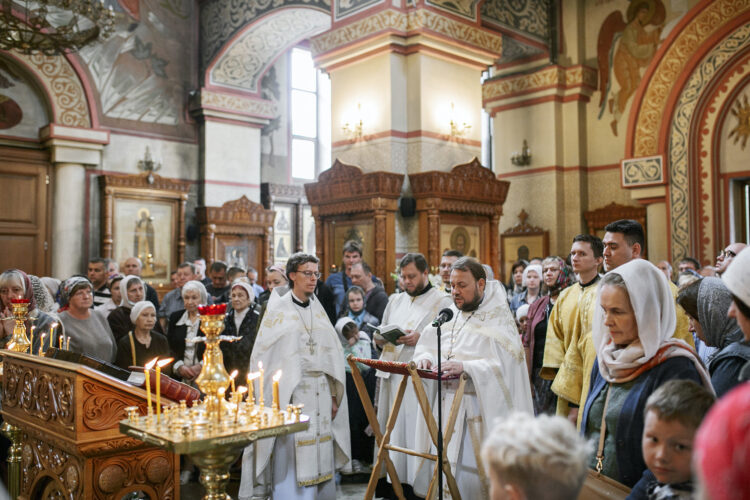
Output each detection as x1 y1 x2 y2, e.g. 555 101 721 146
238 253 350 500
375 253 451 493
413 257 533 498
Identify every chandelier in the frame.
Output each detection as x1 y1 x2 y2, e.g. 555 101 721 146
0 0 115 55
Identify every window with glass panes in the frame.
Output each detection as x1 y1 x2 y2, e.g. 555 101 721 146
290 47 318 180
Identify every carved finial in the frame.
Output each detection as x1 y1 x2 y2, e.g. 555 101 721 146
518 209 529 225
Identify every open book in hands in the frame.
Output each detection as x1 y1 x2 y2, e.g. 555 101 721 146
368 323 407 345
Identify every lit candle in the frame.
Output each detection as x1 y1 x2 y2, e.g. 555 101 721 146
144 358 157 416
28 326 36 355
49 323 57 347
235 386 247 424
65 337 70 350
217 387 225 425
38 333 46 356
155 358 173 422
229 369 238 395
59 335 63 350
247 372 259 406
272 370 282 411
258 362 264 407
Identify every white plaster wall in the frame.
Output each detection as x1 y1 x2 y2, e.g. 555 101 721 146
203 121 261 204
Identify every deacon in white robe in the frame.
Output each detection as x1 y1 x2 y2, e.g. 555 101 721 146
375 253 452 489
413 258 533 499
238 254 350 500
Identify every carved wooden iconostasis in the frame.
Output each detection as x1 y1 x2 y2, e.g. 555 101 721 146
304 160 404 293
409 158 509 279
196 196 275 281
584 202 647 257
500 210 550 282
100 173 190 297
261 183 316 265
1 351 178 499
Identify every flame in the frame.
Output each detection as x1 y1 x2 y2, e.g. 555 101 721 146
273 370 282 382
229 369 238 380
258 361 263 370
157 357 173 368
145 358 158 370
247 372 260 381
237 386 248 394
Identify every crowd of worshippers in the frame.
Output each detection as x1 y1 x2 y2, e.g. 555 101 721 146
1 221 749 500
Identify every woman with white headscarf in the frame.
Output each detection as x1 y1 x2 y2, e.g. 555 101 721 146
115 301 171 373
509 263 542 316
107 275 147 343
222 279 259 382
580 259 711 488
677 277 750 397
167 280 208 383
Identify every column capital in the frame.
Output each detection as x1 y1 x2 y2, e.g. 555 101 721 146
39 124 109 167
189 88 273 128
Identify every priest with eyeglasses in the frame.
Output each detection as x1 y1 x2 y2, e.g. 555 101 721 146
412 257 533 499
239 252 350 500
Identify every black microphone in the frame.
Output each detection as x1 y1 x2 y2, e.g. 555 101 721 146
431 308 454 327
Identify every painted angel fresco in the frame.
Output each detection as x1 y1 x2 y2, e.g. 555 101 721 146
597 0 666 136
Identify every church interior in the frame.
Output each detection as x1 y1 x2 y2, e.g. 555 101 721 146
1 0 750 498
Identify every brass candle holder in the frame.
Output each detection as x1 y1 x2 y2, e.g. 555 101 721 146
8 299 31 353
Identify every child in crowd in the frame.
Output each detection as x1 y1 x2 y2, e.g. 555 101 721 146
335 317 375 474
515 303 529 336
628 379 715 500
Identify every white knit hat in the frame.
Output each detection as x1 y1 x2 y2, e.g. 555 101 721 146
130 300 155 323
723 247 750 308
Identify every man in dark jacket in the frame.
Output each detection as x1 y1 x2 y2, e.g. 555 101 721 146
350 261 387 322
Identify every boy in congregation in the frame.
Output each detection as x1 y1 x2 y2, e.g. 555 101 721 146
628 379 715 499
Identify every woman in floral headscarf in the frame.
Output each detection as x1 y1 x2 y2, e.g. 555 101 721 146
0 269 57 351
523 256 575 415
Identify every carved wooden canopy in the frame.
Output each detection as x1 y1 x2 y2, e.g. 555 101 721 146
196 195 275 235
409 157 510 216
304 159 404 216
584 202 647 236
502 209 546 236
100 172 192 195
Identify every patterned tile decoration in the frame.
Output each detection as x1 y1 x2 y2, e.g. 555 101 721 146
209 9 331 93
311 8 503 57
495 35 545 66
334 0 384 22
482 64 596 104
480 0 549 44
632 0 750 158
194 89 277 119
621 155 664 187
199 0 331 76
425 0 480 21
667 22 750 263
10 50 90 128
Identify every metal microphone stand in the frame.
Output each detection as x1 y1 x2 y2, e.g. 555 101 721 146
436 322 444 500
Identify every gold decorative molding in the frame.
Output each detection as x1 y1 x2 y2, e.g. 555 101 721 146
190 88 276 121
483 64 597 105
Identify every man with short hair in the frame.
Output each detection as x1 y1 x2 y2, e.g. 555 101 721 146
413 257 532 498
239 253 350 499
678 257 701 274
556 220 694 427
122 256 160 309
375 253 451 496
158 262 196 329
325 240 364 316
87 258 110 308
350 261 387 322
206 261 230 303
194 258 210 286
246 266 264 298
656 260 673 282
716 242 747 276
107 259 119 277
439 250 463 292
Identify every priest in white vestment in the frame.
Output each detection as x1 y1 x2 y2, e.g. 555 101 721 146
375 253 452 493
413 257 533 499
239 253 350 500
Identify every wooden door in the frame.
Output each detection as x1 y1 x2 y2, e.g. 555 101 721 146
0 147 51 276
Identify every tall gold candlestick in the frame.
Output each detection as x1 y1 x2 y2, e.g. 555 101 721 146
144 358 157 416
49 323 57 347
247 372 259 406
155 358 173 423
38 334 46 356
229 369 238 395
258 362 264 407
217 387 225 425
272 370 282 412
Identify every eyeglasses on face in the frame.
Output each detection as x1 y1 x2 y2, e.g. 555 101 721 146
296 270 321 279
718 249 737 259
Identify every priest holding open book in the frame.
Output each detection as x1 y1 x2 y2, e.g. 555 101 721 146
375 253 452 497
413 257 533 498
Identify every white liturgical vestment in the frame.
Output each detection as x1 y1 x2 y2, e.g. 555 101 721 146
412 281 533 498
376 284 452 486
238 290 350 500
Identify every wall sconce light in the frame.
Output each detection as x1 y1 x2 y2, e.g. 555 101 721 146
511 140 532 166
137 146 162 184
342 102 364 140
449 102 471 138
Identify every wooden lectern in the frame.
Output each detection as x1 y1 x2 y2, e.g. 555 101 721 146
1 351 179 499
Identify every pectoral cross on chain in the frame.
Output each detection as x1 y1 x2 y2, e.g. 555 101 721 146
305 335 317 355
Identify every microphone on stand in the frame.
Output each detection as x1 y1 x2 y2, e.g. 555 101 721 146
431 308 454 327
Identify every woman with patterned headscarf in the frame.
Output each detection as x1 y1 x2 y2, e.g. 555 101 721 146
523 256 576 415
107 275 147 343
0 269 58 351
59 277 117 362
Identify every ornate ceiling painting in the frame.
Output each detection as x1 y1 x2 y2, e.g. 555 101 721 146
209 9 331 94
334 0 384 22
480 0 549 43
425 0 480 22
